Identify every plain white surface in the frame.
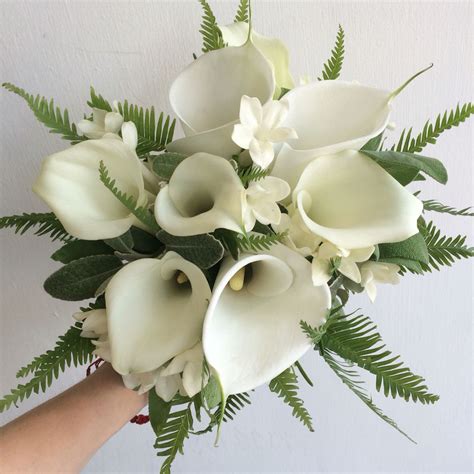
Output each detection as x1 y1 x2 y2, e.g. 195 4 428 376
0 1 472 473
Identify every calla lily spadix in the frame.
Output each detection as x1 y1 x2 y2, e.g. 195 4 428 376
271 64 434 190
33 124 148 240
105 251 211 375
293 150 423 249
203 244 331 397
155 153 245 235
219 21 294 96
167 39 275 157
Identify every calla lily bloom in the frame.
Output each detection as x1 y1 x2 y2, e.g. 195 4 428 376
33 124 148 240
293 150 423 249
105 251 211 375
167 40 275 157
203 244 331 396
219 21 294 96
360 261 401 302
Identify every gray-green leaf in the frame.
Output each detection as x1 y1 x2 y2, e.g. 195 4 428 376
51 240 114 264
378 233 429 273
152 152 187 180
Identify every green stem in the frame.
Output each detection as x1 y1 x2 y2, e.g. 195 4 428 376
388 63 434 103
295 361 314 387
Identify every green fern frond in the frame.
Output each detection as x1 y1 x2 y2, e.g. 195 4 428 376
318 25 345 80
0 212 73 242
419 220 473 272
238 165 270 186
99 161 159 232
0 325 95 413
155 402 193 474
321 349 415 442
115 100 176 155
237 231 287 252
300 320 327 345
234 0 249 22
214 392 251 422
198 0 225 53
87 86 112 111
321 312 439 404
423 199 473 217
392 102 473 153
2 82 85 143
269 368 314 431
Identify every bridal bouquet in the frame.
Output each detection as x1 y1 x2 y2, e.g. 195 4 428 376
1 1 472 472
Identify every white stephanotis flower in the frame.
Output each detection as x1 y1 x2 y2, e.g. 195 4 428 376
33 122 149 240
203 244 330 396
73 309 111 362
105 251 211 375
232 95 297 169
155 153 246 236
243 176 290 231
78 106 123 139
293 150 423 249
311 242 375 286
360 261 401 302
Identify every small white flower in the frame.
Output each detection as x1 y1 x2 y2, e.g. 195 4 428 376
232 95 298 169
73 309 111 362
360 261 400 302
78 106 123 139
243 176 290 231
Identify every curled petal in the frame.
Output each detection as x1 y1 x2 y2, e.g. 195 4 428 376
33 136 146 240
155 371 181 402
337 260 361 283
294 150 423 249
249 139 274 169
240 95 262 128
154 153 245 235
232 123 254 149
121 121 138 151
311 257 331 286
203 244 330 395
106 252 211 375
105 112 124 134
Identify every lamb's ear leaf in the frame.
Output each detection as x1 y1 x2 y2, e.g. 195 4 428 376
151 152 188 180
51 240 114 264
104 230 134 253
378 233 429 271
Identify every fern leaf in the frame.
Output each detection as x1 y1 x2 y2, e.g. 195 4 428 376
2 83 85 143
237 231 287 252
0 325 95 413
115 100 176 155
269 368 314 431
234 0 249 22
423 199 473 217
0 212 73 242
392 102 473 153
419 220 473 272
198 0 225 53
155 402 193 474
99 161 159 232
321 349 415 442
214 392 251 422
321 312 439 404
87 86 112 111
238 165 270 186
318 25 345 80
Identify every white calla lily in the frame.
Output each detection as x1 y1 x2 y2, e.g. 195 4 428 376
78 107 123 139
167 40 275 157
105 251 211 375
155 153 245 235
360 261 401 302
203 244 330 396
33 127 147 240
293 150 423 249
219 21 294 96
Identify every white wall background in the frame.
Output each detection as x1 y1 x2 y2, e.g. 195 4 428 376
0 1 472 473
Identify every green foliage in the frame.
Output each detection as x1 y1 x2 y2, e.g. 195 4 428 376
320 350 414 442
423 199 473 217
156 230 225 269
361 132 384 151
378 233 429 274
1 325 95 413
99 160 160 232
300 320 327 345
318 25 345 80
151 152 188 180
392 102 473 153
44 255 122 301
51 240 114 264
321 312 439 404
0 212 73 242
238 165 270 186
234 0 249 22
213 228 241 259
3 82 85 143
149 389 173 436
103 230 135 253
419 220 473 272
361 150 448 185
87 86 112 111
269 368 314 431
214 392 251 422
115 101 176 156
238 231 287 252
198 0 225 53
